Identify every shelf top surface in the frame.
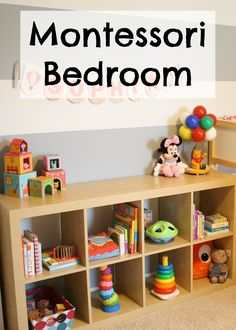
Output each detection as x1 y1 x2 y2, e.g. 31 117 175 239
0 170 235 217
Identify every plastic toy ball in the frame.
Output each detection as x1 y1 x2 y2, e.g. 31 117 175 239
200 116 214 130
146 221 178 244
185 115 200 129
193 105 207 119
207 113 217 127
205 127 217 141
191 127 206 142
179 125 192 140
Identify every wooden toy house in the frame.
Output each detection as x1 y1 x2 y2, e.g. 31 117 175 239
3 172 37 198
10 138 28 154
42 169 66 191
42 154 66 191
43 154 62 171
29 176 54 198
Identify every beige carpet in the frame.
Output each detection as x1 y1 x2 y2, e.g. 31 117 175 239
99 285 236 330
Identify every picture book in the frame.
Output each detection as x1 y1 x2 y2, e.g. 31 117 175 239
42 249 80 271
114 224 128 254
24 229 42 275
22 235 28 277
108 227 125 255
204 228 229 236
204 220 229 229
88 232 120 261
205 213 227 224
23 237 35 276
204 225 229 233
193 209 205 240
144 208 153 237
113 202 139 253
113 214 135 254
112 219 129 253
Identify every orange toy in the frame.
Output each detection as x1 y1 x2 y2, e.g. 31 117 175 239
193 241 213 279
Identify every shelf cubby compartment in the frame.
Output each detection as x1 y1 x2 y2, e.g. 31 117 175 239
193 235 235 293
144 193 192 256
145 246 192 307
90 258 144 323
194 185 235 236
25 270 90 328
87 200 142 267
22 210 87 281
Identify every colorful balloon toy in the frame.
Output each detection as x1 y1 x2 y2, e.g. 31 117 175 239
179 105 217 142
179 106 217 175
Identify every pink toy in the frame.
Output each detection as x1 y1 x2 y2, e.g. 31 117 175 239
42 169 66 191
43 155 62 171
153 135 187 177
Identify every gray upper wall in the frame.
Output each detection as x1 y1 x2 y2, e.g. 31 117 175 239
0 126 182 188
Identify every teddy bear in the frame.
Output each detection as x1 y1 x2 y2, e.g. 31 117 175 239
153 134 187 177
208 248 231 283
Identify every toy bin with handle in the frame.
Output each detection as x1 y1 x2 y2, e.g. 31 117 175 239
26 286 75 330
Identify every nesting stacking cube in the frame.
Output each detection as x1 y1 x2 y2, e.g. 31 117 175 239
42 169 66 191
4 152 33 174
10 138 28 154
29 176 54 198
3 138 36 198
43 154 62 171
3 171 37 198
43 154 66 191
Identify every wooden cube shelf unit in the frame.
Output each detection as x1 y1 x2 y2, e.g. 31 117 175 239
0 171 235 330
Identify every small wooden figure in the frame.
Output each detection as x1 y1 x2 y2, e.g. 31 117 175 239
4 152 33 174
3 171 37 198
55 304 66 312
10 138 28 154
43 155 62 171
42 169 66 190
29 176 54 198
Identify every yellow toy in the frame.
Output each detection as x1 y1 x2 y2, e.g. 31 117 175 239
185 148 210 175
191 149 207 170
4 152 33 174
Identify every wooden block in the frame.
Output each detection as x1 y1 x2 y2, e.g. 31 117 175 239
43 154 62 171
3 171 37 198
4 152 33 174
29 176 54 198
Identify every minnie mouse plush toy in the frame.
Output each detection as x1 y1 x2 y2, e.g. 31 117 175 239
153 135 187 177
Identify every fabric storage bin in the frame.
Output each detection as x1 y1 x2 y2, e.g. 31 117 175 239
26 287 75 330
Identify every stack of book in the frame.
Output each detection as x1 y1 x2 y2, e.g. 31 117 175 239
193 209 205 240
108 226 126 255
112 203 138 255
204 213 229 236
22 229 42 277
